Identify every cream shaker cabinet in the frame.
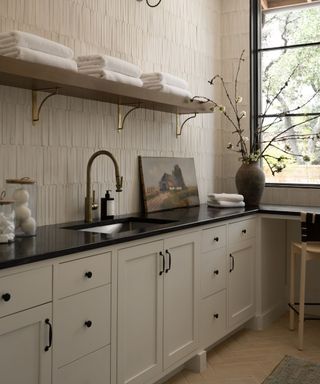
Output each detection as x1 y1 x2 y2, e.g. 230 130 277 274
53 251 112 384
0 266 52 384
227 219 256 329
117 232 200 384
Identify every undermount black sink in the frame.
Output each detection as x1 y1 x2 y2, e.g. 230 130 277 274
62 217 177 235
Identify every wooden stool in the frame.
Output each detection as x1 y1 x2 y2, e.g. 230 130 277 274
289 212 320 350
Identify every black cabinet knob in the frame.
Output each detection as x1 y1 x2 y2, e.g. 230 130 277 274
214 237 219 242
213 313 219 319
2 293 11 302
84 320 92 328
242 229 247 234
213 269 219 275
85 271 93 279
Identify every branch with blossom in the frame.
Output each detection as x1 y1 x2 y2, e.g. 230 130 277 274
191 50 320 175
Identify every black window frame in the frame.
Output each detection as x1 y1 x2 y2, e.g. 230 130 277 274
250 0 320 189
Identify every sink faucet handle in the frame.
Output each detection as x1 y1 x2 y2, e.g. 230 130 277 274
116 176 123 192
92 190 98 210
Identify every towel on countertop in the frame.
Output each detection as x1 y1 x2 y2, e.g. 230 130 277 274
0 46 77 71
80 69 143 87
77 55 141 78
143 83 192 99
208 193 244 202
0 31 74 59
141 72 189 90
208 200 245 208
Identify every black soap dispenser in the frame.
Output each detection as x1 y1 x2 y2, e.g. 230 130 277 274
101 190 115 220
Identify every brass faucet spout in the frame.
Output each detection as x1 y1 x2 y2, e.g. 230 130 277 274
85 150 123 222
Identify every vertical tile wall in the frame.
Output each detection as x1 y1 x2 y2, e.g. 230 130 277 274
0 0 222 225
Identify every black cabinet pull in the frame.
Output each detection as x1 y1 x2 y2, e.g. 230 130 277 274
229 254 235 273
242 229 247 234
84 320 92 328
213 313 219 319
44 318 53 352
159 251 165 275
2 293 11 302
165 250 172 273
85 271 93 279
214 237 219 242
213 269 219 276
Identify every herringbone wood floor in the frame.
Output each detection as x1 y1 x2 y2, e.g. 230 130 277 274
164 313 320 384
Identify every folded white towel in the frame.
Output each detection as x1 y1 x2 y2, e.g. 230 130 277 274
77 55 141 78
80 69 143 87
143 83 192 99
141 72 189 90
0 47 77 71
208 193 244 202
208 200 245 208
0 31 74 59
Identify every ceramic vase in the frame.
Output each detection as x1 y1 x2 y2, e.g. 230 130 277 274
235 162 265 206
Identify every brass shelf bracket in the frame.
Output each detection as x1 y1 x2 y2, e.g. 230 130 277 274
118 104 141 132
32 87 59 125
176 113 197 137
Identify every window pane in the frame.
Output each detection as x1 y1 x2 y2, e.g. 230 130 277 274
261 5 320 49
260 115 320 183
260 46 320 115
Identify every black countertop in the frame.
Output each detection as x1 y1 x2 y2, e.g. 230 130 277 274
0 203 317 270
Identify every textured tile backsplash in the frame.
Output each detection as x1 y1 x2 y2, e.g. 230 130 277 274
0 0 222 225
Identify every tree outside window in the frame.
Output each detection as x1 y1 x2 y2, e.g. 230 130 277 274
255 1 320 185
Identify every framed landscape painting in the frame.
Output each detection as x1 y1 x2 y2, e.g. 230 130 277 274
139 156 200 213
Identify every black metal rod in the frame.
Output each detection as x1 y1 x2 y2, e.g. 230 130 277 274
257 40 320 53
259 113 320 118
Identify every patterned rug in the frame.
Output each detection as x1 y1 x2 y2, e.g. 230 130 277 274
263 355 320 383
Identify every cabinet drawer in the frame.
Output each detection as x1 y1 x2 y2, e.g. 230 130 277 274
0 266 52 318
202 225 226 252
201 248 226 298
56 252 111 298
57 346 110 384
228 219 256 245
200 290 226 349
55 285 111 367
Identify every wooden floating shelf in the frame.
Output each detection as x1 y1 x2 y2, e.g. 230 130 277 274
0 56 213 115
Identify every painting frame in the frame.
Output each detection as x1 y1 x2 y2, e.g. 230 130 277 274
139 156 200 213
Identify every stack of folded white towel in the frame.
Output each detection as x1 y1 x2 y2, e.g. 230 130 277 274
207 193 245 208
76 55 143 87
0 31 77 71
140 72 192 98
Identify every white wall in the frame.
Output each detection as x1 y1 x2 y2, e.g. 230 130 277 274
0 0 223 225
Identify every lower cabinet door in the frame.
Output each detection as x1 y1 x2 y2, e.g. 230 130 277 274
117 240 163 384
163 233 199 369
228 239 255 329
199 290 226 349
0 303 52 384
56 346 110 384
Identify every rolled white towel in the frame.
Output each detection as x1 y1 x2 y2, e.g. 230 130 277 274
77 55 141 78
0 47 77 71
208 193 244 202
143 83 192 99
0 31 74 59
208 200 245 208
141 72 189 90
80 69 143 87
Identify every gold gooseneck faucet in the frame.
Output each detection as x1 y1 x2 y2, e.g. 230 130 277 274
85 150 123 222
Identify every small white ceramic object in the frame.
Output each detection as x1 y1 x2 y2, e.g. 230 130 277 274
15 204 31 221
13 188 30 204
21 217 36 236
